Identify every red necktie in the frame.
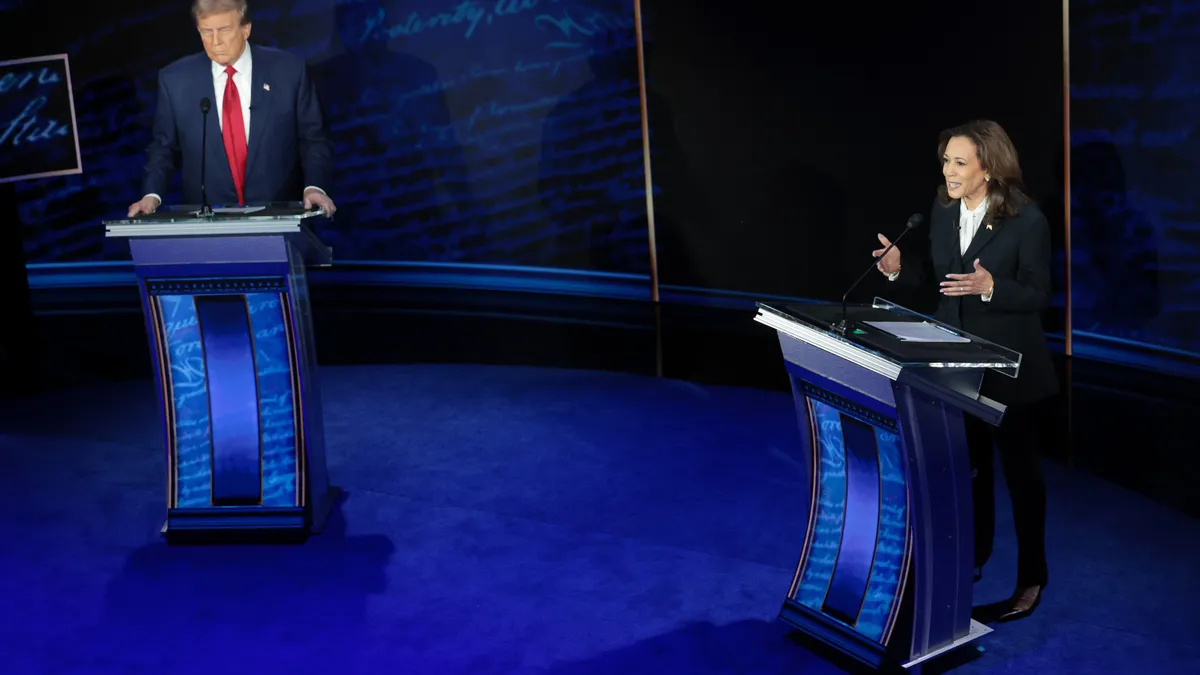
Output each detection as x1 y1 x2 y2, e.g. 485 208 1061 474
221 65 248 205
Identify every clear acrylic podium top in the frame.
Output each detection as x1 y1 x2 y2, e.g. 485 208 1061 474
756 297 1022 378
102 202 332 265
104 202 325 236
105 202 324 224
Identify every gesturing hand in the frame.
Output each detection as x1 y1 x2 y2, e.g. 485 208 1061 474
873 233 901 275
941 258 994 296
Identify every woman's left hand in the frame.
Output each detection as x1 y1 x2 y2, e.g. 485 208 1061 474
941 258 994 296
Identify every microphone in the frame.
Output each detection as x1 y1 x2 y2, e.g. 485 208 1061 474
832 212 925 334
198 97 213 217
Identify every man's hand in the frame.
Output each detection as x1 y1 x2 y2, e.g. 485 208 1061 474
303 188 336 217
127 195 160 218
873 233 901 275
941 259 995 296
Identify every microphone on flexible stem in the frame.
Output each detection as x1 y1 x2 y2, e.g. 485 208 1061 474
832 212 925 335
198 97 213 217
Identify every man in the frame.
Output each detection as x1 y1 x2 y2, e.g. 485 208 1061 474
128 0 336 216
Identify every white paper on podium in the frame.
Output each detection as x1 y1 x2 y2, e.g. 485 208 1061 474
863 320 971 343
213 206 266 214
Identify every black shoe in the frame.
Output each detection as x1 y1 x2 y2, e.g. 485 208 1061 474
972 585 1043 624
996 585 1043 623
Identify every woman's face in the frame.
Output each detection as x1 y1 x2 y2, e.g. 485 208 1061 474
942 135 990 203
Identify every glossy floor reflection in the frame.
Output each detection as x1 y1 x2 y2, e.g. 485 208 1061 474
18 285 1200 520
1 361 1197 674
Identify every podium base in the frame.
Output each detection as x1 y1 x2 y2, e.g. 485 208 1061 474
902 619 992 673
780 600 991 673
159 485 343 544
309 484 342 534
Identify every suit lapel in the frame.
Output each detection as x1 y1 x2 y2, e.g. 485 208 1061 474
939 201 962 265
246 48 271 180
961 214 998 263
196 58 234 190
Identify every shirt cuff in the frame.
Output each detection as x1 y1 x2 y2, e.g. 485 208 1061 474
981 285 994 302
143 194 162 206
303 186 326 196
886 270 900 281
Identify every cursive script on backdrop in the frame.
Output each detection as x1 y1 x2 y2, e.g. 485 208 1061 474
0 54 81 183
359 0 572 41
13 1 650 279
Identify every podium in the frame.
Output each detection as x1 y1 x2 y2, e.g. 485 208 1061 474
104 204 338 538
754 298 1021 672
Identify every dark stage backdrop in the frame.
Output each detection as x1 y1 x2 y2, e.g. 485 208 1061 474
1069 0 1200 361
5 0 652 280
13 0 1196 371
640 0 1067 329
6 0 1066 309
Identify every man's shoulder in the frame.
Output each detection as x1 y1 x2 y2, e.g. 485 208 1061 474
251 45 307 73
160 52 208 79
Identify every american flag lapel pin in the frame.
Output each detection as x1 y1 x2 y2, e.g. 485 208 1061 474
263 83 270 91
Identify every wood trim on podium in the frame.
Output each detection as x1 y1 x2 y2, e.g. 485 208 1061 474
147 295 180 509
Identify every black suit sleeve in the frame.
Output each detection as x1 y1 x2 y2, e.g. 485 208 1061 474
295 64 333 193
141 70 178 198
989 210 1052 312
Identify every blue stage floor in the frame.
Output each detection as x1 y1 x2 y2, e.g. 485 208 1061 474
1 363 1197 674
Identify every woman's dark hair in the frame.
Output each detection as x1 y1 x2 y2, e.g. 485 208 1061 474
936 119 1030 222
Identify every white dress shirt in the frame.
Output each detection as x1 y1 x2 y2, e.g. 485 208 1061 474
958 196 988 256
213 44 253 142
887 196 993 301
142 43 324 206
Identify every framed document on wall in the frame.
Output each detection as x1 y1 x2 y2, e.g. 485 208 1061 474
0 53 82 183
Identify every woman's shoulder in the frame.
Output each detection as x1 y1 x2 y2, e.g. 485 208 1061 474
1011 199 1048 227
930 193 957 220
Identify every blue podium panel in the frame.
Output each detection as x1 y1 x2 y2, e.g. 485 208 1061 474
104 213 338 539
757 300 1010 671
797 396 907 641
781 370 914 663
144 276 312 532
150 279 299 508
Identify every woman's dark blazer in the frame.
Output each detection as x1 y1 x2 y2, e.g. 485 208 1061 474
894 196 1059 405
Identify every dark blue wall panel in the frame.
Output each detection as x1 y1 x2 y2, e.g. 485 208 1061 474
1070 1 1200 358
11 0 1198 372
10 0 651 275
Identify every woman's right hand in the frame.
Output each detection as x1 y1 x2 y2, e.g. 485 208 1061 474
873 233 901 275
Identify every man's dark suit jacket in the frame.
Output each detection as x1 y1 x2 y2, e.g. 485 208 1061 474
896 196 1058 405
141 45 332 205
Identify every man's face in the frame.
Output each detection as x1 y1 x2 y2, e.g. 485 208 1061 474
197 11 251 66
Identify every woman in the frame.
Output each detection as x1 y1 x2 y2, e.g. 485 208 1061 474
873 119 1057 622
